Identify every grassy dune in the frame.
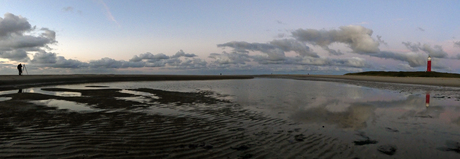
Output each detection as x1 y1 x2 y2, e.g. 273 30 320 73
345 71 460 78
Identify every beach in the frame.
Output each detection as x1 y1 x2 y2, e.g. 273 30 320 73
259 74 460 87
0 75 254 91
2 74 460 91
1 75 460 158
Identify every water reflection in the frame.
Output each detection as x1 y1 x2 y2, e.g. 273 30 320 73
291 103 376 130
426 92 430 107
18 89 22 93
290 93 455 130
29 99 100 112
0 97 11 102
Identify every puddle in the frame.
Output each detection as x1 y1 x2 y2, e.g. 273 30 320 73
34 88 81 97
0 97 12 101
29 99 101 112
119 89 159 99
115 96 152 103
85 85 110 88
0 90 20 95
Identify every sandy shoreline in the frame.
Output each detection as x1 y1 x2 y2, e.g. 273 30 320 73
1 74 460 91
258 74 460 88
0 75 254 91
1 76 460 158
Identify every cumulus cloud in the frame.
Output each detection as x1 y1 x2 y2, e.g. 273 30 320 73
168 58 207 69
372 51 426 67
291 25 380 54
402 42 448 58
1 14 452 74
0 13 57 62
0 50 28 61
30 51 87 68
397 63 416 71
269 39 319 57
296 56 368 68
208 51 251 65
0 13 31 37
129 52 169 62
127 50 203 69
217 41 287 62
170 50 196 58
217 39 319 65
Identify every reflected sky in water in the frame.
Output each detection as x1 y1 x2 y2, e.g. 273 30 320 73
1 78 460 156
29 99 101 112
49 78 459 131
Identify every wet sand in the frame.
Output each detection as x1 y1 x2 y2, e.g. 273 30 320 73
2 74 459 92
1 75 460 158
0 87 355 158
259 74 460 87
0 75 254 91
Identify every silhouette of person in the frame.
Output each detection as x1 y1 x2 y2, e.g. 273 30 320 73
17 63 23 75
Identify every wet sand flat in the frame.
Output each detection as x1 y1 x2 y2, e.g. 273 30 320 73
1 76 460 158
0 75 254 91
260 74 460 87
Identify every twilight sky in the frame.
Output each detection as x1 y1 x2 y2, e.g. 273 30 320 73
1 0 460 75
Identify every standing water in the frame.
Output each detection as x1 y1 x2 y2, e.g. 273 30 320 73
0 78 459 158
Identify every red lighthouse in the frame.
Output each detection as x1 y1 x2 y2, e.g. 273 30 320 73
427 56 431 72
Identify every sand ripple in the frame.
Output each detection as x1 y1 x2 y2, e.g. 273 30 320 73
0 87 357 158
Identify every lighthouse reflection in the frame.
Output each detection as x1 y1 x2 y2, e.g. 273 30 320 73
291 92 446 130
426 92 430 107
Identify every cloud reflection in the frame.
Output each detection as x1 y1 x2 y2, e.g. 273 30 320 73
290 94 446 130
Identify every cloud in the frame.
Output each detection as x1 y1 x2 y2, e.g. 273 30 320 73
208 51 251 65
402 42 448 58
0 13 31 37
454 41 460 48
168 58 207 69
62 7 74 12
129 52 169 62
217 39 319 64
0 50 29 61
0 13 57 62
397 63 416 71
170 50 196 58
30 51 87 68
217 41 287 62
269 39 319 57
97 0 120 27
402 42 420 52
372 51 426 67
376 35 388 46
297 56 368 68
291 25 380 54
418 27 425 31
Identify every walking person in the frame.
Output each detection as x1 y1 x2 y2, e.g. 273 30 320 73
17 63 23 75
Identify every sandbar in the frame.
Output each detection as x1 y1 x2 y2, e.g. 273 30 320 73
0 74 254 91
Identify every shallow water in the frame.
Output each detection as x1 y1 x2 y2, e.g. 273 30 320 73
1 78 460 158
29 99 101 112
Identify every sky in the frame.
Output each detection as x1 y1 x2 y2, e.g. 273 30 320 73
1 0 460 75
